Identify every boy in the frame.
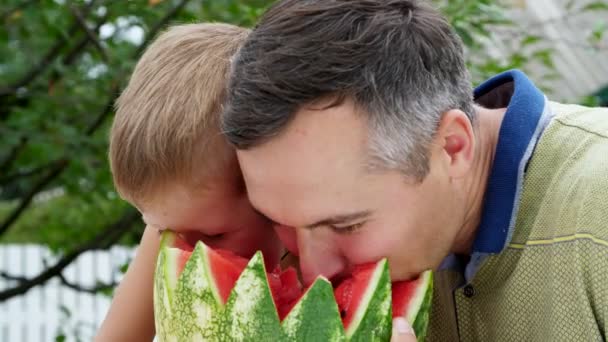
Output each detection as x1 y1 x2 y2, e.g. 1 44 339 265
95 23 284 341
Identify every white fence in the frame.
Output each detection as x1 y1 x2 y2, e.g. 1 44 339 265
488 0 608 102
0 244 136 342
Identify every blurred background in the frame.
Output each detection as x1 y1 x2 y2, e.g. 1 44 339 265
0 0 606 341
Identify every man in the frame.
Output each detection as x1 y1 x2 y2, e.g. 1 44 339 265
221 0 608 341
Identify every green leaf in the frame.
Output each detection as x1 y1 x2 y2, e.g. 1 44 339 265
588 20 607 44
59 305 72 317
565 0 577 10
582 1 608 11
120 261 131 274
521 35 542 46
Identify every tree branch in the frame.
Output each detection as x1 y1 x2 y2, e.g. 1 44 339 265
0 160 59 185
0 1 98 97
57 272 118 295
0 272 28 282
60 11 109 68
0 159 68 238
0 0 39 22
85 83 119 136
68 4 108 62
84 0 194 136
134 0 193 58
0 208 139 301
0 136 27 175
0 0 191 243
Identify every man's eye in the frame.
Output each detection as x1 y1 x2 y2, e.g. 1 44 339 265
330 222 364 234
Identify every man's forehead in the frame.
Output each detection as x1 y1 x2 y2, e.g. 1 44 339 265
237 106 368 175
235 99 374 226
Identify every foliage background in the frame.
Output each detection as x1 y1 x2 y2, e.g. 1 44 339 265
0 0 607 336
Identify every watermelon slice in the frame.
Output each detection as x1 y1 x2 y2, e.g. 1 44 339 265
154 230 433 341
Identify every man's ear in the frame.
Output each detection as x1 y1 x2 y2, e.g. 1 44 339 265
434 109 475 179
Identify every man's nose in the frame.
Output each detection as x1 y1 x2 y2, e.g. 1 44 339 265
296 228 346 286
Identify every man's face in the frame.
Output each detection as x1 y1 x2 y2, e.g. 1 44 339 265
238 99 467 285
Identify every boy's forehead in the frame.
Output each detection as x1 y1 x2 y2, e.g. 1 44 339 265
139 188 202 230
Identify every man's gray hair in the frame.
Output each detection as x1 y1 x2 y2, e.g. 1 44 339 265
222 0 474 181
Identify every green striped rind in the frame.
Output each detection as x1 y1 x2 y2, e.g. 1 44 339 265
172 242 227 340
347 259 393 342
154 231 434 341
225 251 284 341
154 242 179 342
154 234 228 341
410 271 433 341
282 277 346 342
404 270 432 323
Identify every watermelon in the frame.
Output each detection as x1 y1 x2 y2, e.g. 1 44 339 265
154 230 433 341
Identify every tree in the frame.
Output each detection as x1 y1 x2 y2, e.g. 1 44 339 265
0 0 274 302
1 0 606 305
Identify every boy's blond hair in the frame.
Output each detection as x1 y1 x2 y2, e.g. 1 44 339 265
109 23 249 206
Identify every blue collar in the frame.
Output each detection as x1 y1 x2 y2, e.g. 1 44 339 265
471 69 549 254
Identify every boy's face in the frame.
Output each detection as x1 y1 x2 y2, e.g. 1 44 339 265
140 160 284 269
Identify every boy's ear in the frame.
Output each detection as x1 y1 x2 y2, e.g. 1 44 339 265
434 109 475 179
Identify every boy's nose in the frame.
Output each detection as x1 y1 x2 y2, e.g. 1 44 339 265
274 224 299 256
296 228 345 286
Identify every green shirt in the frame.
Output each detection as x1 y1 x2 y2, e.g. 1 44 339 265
428 71 608 341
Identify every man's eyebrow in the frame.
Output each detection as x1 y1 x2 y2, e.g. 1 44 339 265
306 210 371 229
251 204 371 229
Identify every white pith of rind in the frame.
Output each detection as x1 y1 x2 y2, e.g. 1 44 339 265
227 252 275 340
192 245 217 331
405 270 432 323
163 248 180 313
230 253 266 316
345 259 387 337
197 242 223 306
160 232 177 311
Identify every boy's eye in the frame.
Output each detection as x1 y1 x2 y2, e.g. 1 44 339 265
204 233 226 240
178 231 226 246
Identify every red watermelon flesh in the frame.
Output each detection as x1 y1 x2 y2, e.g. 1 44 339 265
174 247 249 304
332 263 429 327
268 266 304 320
333 263 377 326
173 234 194 277
171 234 425 327
170 235 303 318
391 275 423 318
208 249 250 303
173 234 195 252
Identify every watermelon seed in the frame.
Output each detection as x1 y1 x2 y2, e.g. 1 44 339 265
340 309 346 318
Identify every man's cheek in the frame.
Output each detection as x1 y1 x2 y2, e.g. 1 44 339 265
337 230 392 265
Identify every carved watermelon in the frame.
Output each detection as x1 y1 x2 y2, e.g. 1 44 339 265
154 231 432 341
